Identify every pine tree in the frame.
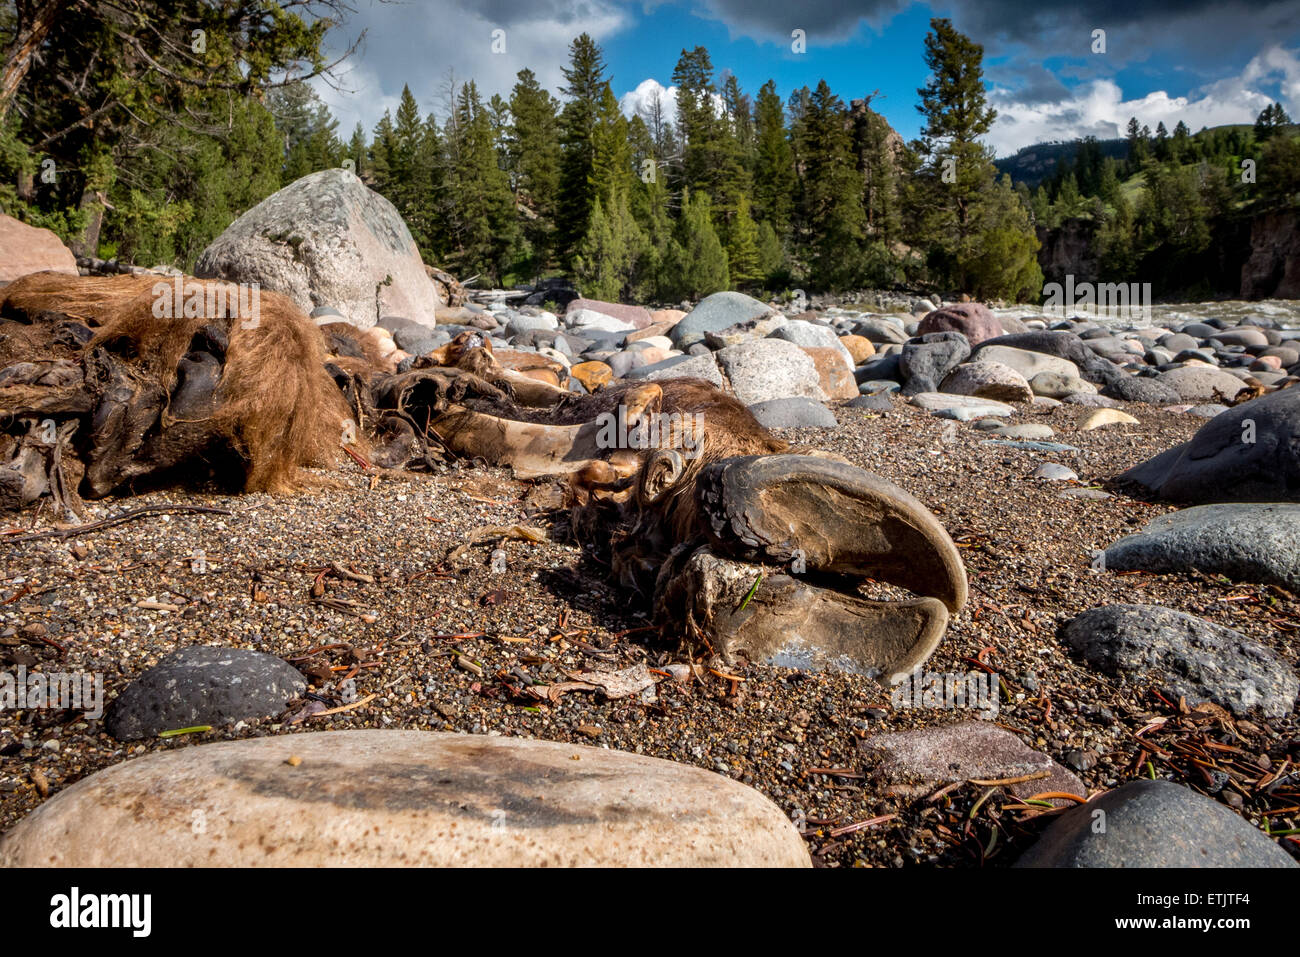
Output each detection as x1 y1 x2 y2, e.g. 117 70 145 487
556 33 608 267
266 80 342 185
663 188 729 300
1255 102 1292 142
911 18 1038 298
1125 117 1148 171
962 175 1044 301
508 68 561 273
445 80 518 281
369 110 397 190
1154 121 1170 161
755 219 785 283
347 123 366 178
672 46 721 200
796 80 866 290
572 185 645 301
852 97 903 245
726 195 762 287
712 72 753 249
591 84 635 206
915 17 997 237
752 80 795 234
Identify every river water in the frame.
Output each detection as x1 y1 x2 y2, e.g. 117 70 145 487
990 299 1300 332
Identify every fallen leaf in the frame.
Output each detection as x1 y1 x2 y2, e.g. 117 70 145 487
563 662 659 700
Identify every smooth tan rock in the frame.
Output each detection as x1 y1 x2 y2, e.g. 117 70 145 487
0 214 78 282
840 334 876 364
570 360 614 391
627 320 678 343
637 346 671 365
800 346 859 400
0 730 810 867
1079 408 1140 430
648 308 686 327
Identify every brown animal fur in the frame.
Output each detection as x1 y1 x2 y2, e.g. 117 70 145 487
1 271 361 495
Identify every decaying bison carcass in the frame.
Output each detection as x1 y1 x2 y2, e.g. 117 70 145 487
0 272 966 681
366 331 968 681
0 271 363 508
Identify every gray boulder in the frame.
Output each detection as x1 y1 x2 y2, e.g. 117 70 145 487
669 292 773 346
1016 779 1297 868
716 338 826 404
850 317 909 345
1157 366 1250 403
971 331 1122 386
1102 374 1182 405
748 397 838 428
900 332 970 396
625 352 725 390
1061 604 1297 717
104 646 306 741
196 169 442 329
1103 503 1300 592
940 361 1033 403
1120 389 1300 503
769 320 854 370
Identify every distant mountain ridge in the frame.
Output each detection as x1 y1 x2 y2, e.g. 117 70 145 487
994 138 1128 187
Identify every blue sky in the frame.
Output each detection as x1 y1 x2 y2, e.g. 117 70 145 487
312 0 1300 157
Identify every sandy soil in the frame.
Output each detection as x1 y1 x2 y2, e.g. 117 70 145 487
2 394 1297 866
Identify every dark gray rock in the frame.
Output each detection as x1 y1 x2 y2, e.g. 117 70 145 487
849 317 909 345
669 292 773 346
747 397 838 428
1061 604 1297 717
392 325 438 354
899 332 970 396
1120 389 1300 503
846 393 894 412
105 646 306 741
1101 374 1181 405
1015 779 1297 868
1103 503 1300 592
855 353 901 384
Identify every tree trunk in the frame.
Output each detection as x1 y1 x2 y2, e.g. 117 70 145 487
69 189 104 258
0 0 70 121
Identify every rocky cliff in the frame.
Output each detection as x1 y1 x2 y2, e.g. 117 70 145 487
1241 209 1300 299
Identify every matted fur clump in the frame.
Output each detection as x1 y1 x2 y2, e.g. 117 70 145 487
0 271 360 496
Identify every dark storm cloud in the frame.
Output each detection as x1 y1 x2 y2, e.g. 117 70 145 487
987 63 1072 104
697 0 1300 63
698 0 910 39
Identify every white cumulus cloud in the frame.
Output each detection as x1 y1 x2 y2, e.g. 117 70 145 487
987 45 1299 156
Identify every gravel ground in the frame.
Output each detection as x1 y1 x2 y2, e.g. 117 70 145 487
2 395 1297 867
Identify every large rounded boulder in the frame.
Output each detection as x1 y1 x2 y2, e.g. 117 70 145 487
1119 388 1300 503
195 169 442 329
917 302 1003 346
